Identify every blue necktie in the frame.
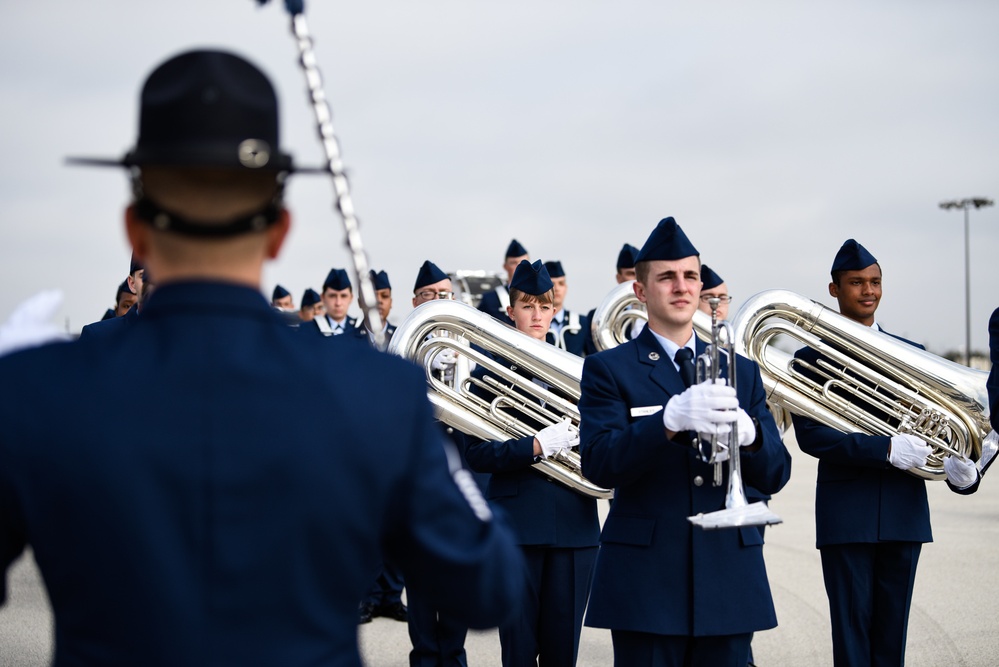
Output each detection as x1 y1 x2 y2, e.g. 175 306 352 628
675 348 696 388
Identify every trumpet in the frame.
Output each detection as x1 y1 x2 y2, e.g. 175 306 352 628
687 297 783 530
387 300 613 499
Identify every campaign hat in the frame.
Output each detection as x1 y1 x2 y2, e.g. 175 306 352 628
68 49 295 172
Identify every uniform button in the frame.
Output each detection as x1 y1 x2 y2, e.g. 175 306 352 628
693 475 704 487
446 427 454 434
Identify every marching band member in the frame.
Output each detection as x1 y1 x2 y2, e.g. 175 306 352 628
478 239 529 325
579 217 791 667
355 269 396 349
584 243 639 355
544 260 587 357
113 278 138 318
791 239 980 667
309 267 358 337
697 265 731 322
406 259 481 667
79 257 155 341
465 259 599 667
354 267 407 625
298 287 322 322
0 48 523 664
271 284 293 310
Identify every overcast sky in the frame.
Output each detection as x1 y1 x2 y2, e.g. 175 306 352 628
1 1 997 356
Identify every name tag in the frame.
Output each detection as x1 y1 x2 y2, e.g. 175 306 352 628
630 405 663 417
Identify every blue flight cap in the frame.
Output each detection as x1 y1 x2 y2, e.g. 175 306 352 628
115 279 132 300
369 270 391 291
505 239 529 258
510 259 553 296
272 284 290 300
700 265 724 290
831 239 878 273
616 244 639 270
129 253 144 277
636 217 699 263
414 260 449 291
301 288 320 307
543 260 565 278
323 268 352 292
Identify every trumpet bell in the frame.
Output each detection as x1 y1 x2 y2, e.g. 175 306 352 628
688 502 784 530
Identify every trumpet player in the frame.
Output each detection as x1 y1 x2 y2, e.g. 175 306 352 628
791 239 980 667
465 259 600 667
579 217 791 667
544 260 587 357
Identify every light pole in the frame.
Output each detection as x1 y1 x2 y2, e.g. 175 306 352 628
939 197 993 366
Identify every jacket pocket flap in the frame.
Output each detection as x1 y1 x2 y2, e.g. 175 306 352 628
600 516 656 546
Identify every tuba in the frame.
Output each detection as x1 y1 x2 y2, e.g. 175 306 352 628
388 300 613 499
732 290 992 480
590 281 715 351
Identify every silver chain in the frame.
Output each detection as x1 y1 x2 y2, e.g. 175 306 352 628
289 13 385 349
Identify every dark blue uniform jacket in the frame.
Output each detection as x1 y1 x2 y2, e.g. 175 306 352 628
0 281 522 667
579 327 791 637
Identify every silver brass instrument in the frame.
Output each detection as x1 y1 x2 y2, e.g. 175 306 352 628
589 281 714 352
732 289 992 480
687 298 783 530
387 300 614 499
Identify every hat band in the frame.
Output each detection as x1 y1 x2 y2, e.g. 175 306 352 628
134 196 281 238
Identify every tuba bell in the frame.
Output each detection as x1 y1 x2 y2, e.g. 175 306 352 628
387 299 613 499
731 289 993 480
589 280 715 352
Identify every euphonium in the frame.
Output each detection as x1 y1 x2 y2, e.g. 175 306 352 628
732 289 993 481
387 300 613 499
590 281 717 350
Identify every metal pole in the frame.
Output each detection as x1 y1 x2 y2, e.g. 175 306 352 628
964 204 971 367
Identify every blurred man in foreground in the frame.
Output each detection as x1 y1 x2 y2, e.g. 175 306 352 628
0 48 522 666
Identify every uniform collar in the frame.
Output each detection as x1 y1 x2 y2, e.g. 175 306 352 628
139 281 275 320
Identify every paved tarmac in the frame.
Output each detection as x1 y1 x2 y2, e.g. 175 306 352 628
3 430 998 666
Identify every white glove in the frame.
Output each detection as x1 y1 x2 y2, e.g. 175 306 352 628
735 409 756 447
943 455 978 489
430 348 457 382
663 382 738 435
0 290 70 357
536 418 579 458
888 434 931 471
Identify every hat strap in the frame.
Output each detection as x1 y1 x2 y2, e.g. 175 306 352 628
133 196 281 238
